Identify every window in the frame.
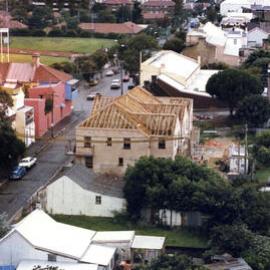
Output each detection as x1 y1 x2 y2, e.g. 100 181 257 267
95 195 102 205
123 138 131 149
48 254 57 262
107 137 112 146
85 156 93 168
158 138 166 149
84 136 91 148
118 157 124 166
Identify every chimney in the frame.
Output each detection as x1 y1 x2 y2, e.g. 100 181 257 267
32 53 40 67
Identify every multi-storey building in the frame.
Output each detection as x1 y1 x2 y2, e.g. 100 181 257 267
76 87 193 175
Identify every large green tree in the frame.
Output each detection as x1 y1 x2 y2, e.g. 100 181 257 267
206 69 263 115
252 131 270 166
163 37 185 53
142 254 207 270
0 90 25 169
235 95 270 127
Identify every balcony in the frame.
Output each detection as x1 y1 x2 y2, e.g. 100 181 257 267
76 146 93 157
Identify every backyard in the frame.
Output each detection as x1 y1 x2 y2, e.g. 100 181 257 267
10 37 116 54
53 215 207 249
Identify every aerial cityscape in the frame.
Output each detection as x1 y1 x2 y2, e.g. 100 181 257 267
0 0 270 269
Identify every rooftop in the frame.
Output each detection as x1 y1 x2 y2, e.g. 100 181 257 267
92 231 135 243
79 22 145 34
131 235 165 250
80 87 191 137
58 164 124 198
142 0 175 7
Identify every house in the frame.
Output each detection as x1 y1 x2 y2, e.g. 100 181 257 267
0 209 165 268
43 164 126 217
247 22 270 47
79 22 146 35
141 50 222 109
205 254 252 270
102 0 133 12
1 83 35 146
221 12 253 28
141 0 175 18
227 144 248 176
0 54 78 138
142 12 166 23
75 87 193 175
220 0 270 16
247 27 269 47
185 22 247 66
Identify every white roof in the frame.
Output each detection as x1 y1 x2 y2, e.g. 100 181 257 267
221 0 270 5
17 260 98 270
81 245 116 266
131 235 165 250
143 50 199 80
92 231 135 243
158 70 216 97
12 210 96 259
203 22 226 46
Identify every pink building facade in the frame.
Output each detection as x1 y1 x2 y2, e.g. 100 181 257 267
24 82 73 138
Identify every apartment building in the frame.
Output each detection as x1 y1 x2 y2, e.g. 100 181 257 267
76 87 193 175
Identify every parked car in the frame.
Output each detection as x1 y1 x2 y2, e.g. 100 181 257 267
87 92 98 101
123 75 130 82
19 156 37 169
105 70 114 76
9 166 27 180
112 67 120 74
111 79 121 89
89 79 99 87
128 84 135 90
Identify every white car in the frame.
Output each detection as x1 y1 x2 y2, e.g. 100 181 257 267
19 157 37 169
105 70 114 76
87 92 98 101
110 79 121 89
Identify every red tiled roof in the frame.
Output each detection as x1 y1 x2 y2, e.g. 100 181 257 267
143 12 166 19
0 10 28 29
0 62 72 83
79 22 144 34
103 0 132 5
142 0 175 7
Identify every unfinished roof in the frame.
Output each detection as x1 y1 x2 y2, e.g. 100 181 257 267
81 87 191 137
131 235 165 250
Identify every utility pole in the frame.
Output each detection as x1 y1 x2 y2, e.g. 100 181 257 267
120 60 123 96
244 123 248 175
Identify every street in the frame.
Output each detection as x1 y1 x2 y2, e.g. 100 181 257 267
0 70 129 222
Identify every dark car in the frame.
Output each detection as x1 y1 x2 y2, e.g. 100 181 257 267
9 166 27 180
128 84 135 90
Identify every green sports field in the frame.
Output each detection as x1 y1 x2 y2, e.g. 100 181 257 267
10 37 116 54
8 54 67 65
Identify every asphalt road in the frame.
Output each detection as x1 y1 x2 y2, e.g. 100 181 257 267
0 69 129 222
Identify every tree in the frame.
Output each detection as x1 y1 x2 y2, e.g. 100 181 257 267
163 37 185 53
98 10 117 23
206 69 263 116
235 95 270 127
116 5 132 23
132 1 143 23
253 131 270 166
28 6 53 29
172 0 184 31
206 6 217 23
142 254 207 270
119 34 158 76
74 56 97 81
123 156 226 220
0 90 13 121
91 49 108 72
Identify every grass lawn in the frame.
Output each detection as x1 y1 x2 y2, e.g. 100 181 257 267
255 167 270 183
53 215 207 249
8 54 67 65
10 37 116 54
